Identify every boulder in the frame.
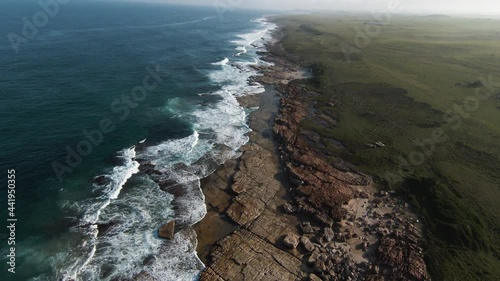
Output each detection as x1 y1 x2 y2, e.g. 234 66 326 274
307 251 320 266
359 191 369 199
309 273 322 281
323 227 335 242
159 221 175 240
300 222 314 234
377 235 429 280
283 202 298 213
314 259 327 273
300 236 315 252
93 175 110 185
283 233 300 249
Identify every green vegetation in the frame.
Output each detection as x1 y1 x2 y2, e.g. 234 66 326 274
274 14 500 281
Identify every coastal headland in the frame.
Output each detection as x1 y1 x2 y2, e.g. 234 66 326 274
194 24 429 281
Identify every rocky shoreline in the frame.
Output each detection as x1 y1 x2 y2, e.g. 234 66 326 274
194 28 429 281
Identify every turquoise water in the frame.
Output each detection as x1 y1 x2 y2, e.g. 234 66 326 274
0 1 275 280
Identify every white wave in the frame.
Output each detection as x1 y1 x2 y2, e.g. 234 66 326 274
211 57 229 66
235 45 247 56
49 16 279 281
209 17 277 98
83 146 140 223
56 147 140 280
189 131 199 153
192 89 250 149
76 177 180 280
162 171 207 225
231 18 276 50
144 228 203 281
141 131 209 167
164 97 188 117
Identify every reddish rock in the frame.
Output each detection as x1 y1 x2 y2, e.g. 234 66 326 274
377 234 429 280
273 83 370 226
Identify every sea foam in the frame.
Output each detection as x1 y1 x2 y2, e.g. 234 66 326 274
54 16 277 281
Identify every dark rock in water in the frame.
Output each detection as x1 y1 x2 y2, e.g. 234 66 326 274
93 175 111 186
159 221 175 239
164 184 188 197
173 162 189 171
111 272 156 281
97 221 117 236
139 163 161 175
142 254 156 266
100 264 117 280
53 216 80 231
131 271 156 281
158 178 178 191
109 154 127 166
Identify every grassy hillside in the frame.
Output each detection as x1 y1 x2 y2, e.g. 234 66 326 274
273 14 500 281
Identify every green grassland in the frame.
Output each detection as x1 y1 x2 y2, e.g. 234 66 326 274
273 14 500 281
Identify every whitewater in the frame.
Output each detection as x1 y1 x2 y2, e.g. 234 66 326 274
45 17 277 281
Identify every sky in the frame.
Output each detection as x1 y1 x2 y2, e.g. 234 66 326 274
141 0 500 15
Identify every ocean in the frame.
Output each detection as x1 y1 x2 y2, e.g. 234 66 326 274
0 1 275 280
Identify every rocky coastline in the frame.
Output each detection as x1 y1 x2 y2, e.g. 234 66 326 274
194 28 430 281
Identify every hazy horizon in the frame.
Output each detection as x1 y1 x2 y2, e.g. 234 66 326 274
129 0 500 16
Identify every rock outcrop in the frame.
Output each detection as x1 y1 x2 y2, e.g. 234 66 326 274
201 230 304 281
375 228 429 280
274 83 371 226
198 30 429 281
226 144 281 226
158 221 175 240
